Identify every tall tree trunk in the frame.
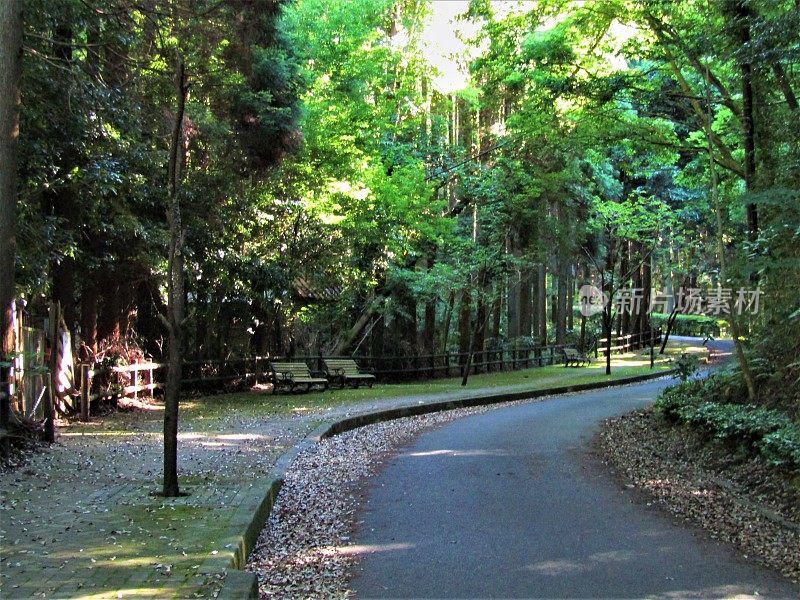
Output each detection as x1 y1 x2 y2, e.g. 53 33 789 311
49 20 78 331
80 277 99 353
641 247 652 339
507 273 520 342
423 297 436 356
620 242 631 336
162 56 189 498
474 269 488 371
0 0 22 459
603 240 616 375
631 242 644 345
531 268 540 342
490 289 501 371
704 55 757 400
519 268 532 339
735 0 758 236
556 260 567 345
440 290 455 352
566 269 574 332
537 264 547 344
506 234 521 342
579 264 589 352
458 289 471 365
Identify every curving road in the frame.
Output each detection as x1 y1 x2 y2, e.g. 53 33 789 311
350 346 799 599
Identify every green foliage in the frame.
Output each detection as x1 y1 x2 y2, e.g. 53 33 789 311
655 379 800 472
674 353 700 382
11 0 800 377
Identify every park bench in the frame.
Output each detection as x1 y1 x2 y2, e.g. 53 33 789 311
323 358 376 388
563 347 591 368
270 362 329 394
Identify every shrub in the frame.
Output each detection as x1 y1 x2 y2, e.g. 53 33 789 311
654 381 800 473
655 380 703 421
674 353 700 382
759 427 800 468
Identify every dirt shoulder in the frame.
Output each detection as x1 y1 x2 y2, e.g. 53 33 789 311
596 408 800 585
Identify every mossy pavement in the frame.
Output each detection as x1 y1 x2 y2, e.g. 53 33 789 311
0 344 707 598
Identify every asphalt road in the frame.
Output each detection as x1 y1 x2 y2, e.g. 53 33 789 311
350 351 799 599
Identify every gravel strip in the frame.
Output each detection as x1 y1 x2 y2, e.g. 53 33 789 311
245 404 500 598
597 408 800 584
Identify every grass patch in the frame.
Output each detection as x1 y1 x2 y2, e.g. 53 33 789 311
181 344 698 420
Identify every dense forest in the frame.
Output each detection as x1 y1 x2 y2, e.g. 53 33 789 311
1 0 798 408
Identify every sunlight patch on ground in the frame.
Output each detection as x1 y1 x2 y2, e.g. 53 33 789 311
333 542 415 556
177 432 270 442
59 431 157 438
403 448 510 458
525 559 584 575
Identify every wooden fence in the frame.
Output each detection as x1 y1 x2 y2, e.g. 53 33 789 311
29 328 664 422
597 329 662 356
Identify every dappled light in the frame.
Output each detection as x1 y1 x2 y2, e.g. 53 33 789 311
2 0 797 593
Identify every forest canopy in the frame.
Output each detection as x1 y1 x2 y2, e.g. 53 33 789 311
1 0 798 408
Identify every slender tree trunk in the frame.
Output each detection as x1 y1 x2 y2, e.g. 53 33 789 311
507 273 520 342
519 269 532 339
641 248 652 340
458 289 471 365
506 234 521 342
566 269 574 332
604 241 616 375
49 20 79 332
620 242 631 336
423 297 436 356
556 260 567 345
490 289 501 371
735 0 758 236
162 56 189 498
704 55 757 400
632 242 644 345
441 290 455 352
579 264 589 352
659 308 680 354
531 269 540 342
537 264 547 343
772 63 798 111
474 269 488 371
0 0 22 459
604 307 612 375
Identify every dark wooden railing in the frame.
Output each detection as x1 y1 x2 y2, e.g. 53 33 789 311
75 330 662 419
597 329 662 357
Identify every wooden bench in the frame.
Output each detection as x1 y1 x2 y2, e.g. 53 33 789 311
323 359 376 388
563 347 590 368
270 362 329 394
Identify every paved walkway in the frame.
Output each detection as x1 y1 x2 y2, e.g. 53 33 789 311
351 377 799 599
1 362 678 598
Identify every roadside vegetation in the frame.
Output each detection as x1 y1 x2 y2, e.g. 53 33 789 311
656 371 800 473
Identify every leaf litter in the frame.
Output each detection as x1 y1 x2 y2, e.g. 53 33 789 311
597 408 800 585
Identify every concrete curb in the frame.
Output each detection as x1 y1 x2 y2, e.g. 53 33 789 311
215 368 676 598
